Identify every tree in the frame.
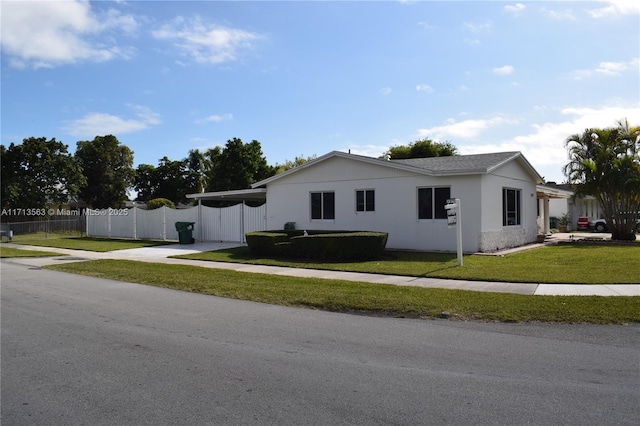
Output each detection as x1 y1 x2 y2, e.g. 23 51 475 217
134 157 193 205
133 163 156 202
273 155 317 174
146 198 175 210
75 135 135 209
205 138 275 192
185 149 210 194
563 119 640 241
0 137 86 211
385 138 457 159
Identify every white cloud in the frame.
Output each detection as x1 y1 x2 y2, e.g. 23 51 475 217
573 58 639 79
416 84 433 93
417 117 515 140
380 87 392 95
152 16 263 64
458 104 640 178
0 0 137 69
463 21 492 33
542 8 577 21
587 0 640 18
342 144 389 158
493 65 515 76
418 21 436 30
197 113 234 123
504 4 526 16
64 105 161 137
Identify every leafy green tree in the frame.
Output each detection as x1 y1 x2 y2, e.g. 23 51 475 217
153 157 191 203
134 157 194 205
75 135 135 209
385 138 458 159
563 119 640 241
205 138 275 191
133 163 156 202
146 198 176 210
0 137 86 211
273 155 317 174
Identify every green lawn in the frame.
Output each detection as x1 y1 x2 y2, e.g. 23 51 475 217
0 246 65 258
174 244 640 284
5 234 169 252
45 259 640 324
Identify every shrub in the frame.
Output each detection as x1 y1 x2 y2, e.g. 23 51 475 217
146 198 176 210
245 232 288 255
245 230 388 260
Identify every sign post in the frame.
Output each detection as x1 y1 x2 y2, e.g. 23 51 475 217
445 198 463 266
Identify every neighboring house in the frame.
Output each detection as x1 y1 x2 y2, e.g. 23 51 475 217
544 183 606 231
192 150 561 253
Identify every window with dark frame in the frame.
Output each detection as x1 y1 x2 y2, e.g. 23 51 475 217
418 187 450 219
503 188 521 226
311 191 335 220
356 189 375 212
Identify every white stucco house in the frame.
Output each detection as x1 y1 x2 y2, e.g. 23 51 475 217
191 150 561 253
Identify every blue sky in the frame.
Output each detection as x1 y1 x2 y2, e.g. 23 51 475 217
2 0 638 184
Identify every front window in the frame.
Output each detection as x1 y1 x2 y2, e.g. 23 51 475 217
311 192 335 220
418 187 450 219
503 188 521 226
356 190 375 212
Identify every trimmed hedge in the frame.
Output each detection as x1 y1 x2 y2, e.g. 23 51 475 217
244 232 289 255
245 230 388 260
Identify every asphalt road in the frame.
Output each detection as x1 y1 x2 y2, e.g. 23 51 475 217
2 259 639 426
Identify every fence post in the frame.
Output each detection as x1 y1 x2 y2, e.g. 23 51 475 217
162 206 166 241
133 207 137 240
197 201 202 242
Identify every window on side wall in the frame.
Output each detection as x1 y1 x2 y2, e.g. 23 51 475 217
311 191 335 220
503 188 521 226
418 187 450 219
356 189 375 212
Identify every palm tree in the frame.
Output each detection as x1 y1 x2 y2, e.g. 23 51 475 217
563 120 640 241
186 149 210 194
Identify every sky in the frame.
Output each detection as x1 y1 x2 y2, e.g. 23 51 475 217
1 0 639 184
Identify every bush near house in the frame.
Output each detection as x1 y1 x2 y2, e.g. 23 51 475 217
245 230 388 260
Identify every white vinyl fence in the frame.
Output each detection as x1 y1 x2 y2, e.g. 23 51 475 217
87 204 266 242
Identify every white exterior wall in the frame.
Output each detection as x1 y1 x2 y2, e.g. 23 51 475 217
264 156 539 253
477 161 538 252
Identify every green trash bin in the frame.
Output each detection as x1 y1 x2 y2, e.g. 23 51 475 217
175 222 195 244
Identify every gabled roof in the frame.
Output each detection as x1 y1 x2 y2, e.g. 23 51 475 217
252 150 543 188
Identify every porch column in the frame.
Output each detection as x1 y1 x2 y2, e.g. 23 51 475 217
543 195 550 234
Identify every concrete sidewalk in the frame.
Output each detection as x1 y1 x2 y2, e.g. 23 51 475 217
4 242 639 297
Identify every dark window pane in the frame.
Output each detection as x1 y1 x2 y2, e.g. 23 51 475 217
311 192 322 219
418 188 432 219
366 190 375 212
503 188 520 226
516 190 521 225
434 187 450 219
356 190 365 212
323 192 335 219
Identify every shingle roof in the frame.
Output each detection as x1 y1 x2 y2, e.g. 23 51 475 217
390 152 521 174
252 150 542 188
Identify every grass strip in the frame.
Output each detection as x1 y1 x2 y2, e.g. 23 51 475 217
45 259 640 324
7 235 168 252
0 246 66 258
174 245 640 284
